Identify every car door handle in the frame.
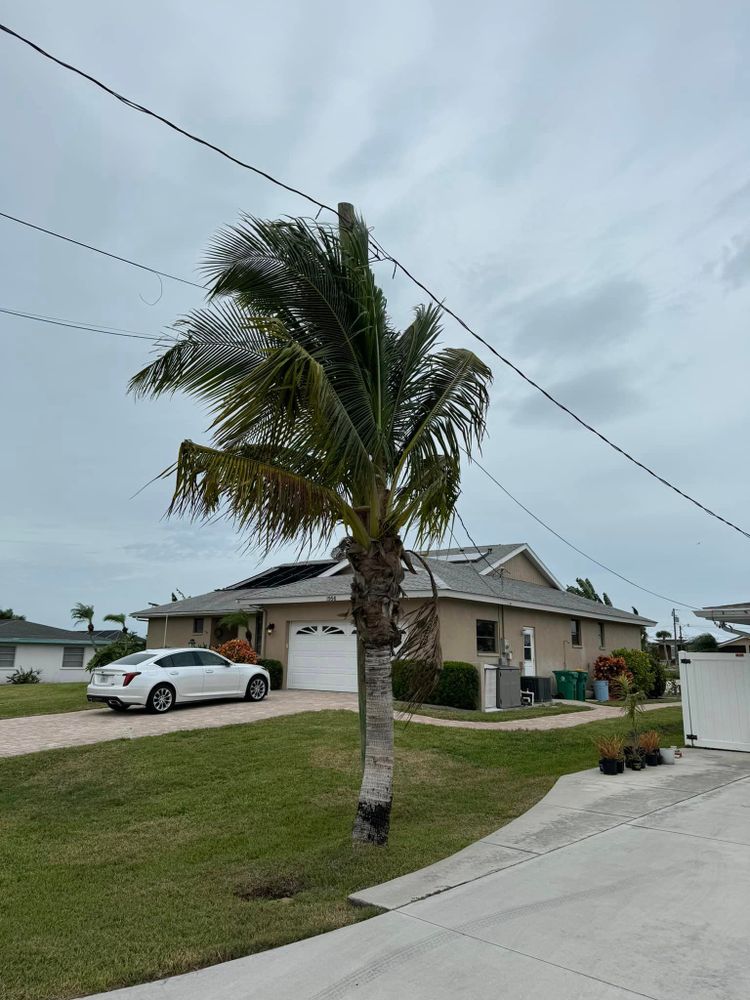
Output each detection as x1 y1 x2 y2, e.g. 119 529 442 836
168 671 178 676
205 669 214 673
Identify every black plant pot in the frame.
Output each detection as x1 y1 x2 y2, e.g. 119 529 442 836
645 751 660 766
600 758 619 775
617 760 625 773
627 756 644 770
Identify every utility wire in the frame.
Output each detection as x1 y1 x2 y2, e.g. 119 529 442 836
0 25 337 220
0 305 164 343
2 21 749 541
0 210 204 290
466 452 694 610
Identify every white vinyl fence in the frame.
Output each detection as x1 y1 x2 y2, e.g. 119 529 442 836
679 651 750 752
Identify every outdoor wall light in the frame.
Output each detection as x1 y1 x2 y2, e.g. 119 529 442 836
266 623 276 635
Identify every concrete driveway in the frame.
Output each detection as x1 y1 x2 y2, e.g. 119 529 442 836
0 690 357 757
84 749 750 1000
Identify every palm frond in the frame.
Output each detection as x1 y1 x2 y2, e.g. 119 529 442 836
103 613 127 627
164 440 368 551
397 553 443 710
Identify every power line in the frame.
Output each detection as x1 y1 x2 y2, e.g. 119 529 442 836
2 21 749 542
0 25 336 220
467 452 694 610
0 305 163 343
0 210 204 290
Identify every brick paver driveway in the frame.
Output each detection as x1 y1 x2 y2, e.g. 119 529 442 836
0 690 358 758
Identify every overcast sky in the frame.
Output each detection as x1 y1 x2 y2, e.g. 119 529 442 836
2 0 749 640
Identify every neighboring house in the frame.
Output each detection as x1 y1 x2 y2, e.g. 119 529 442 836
716 633 750 654
0 620 121 682
132 543 652 696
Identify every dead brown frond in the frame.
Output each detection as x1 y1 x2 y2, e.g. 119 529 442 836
397 552 443 714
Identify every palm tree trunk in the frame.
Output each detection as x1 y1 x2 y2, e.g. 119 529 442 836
353 641 393 843
357 637 367 768
344 535 404 846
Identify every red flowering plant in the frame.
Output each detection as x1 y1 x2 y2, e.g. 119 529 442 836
214 638 257 664
593 655 631 697
593 655 628 681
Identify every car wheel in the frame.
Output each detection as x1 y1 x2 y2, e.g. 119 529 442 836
107 701 130 712
147 684 175 713
245 676 268 702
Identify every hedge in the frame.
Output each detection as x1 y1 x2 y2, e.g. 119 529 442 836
257 658 283 690
392 659 479 711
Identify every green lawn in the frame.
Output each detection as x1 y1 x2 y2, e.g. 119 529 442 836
0 707 683 1000
395 701 591 722
0 682 93 719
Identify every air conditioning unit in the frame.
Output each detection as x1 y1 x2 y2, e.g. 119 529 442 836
520 676 553 703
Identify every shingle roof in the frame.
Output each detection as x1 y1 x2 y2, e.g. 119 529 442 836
0 620 122 644
133 556 654 625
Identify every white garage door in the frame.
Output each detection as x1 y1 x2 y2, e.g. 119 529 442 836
680 652 750 751
287 622 358 692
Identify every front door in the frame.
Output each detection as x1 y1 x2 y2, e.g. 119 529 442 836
522 627 536 676
196 650 241 697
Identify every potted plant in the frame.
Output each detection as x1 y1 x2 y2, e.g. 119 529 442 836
592 655 627 702
594 734 624 775
618 673 646 769
639 730 661 766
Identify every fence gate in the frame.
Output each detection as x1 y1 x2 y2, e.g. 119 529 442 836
679 652 750 751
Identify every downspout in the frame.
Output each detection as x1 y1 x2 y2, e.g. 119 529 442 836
162 614 169 649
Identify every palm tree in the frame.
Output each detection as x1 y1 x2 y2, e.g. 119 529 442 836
71 602 96 653
129 205 491 845
103 613 129 634
71 603 95 634
219 610 255 645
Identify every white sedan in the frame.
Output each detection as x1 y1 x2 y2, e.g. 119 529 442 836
86 647 270 713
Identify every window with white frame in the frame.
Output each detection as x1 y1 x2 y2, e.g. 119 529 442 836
62 647 85 670
0 646 16 671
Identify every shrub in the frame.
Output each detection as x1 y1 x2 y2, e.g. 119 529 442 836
215 639 257 664
649 658 667 699
611 647 654 696
6 667 40 684
592 655 627 682
594 734 624 760
257 657 283 690
639 730 661 752
392 659 479 711
87 633 146 671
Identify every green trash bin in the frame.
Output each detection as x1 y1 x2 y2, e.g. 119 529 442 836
574 670 588 701
553 670 577 700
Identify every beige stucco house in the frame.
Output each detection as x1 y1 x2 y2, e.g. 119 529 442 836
132 543 652 696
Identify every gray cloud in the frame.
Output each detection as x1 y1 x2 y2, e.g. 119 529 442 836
716 232 750 290
511 279 649 357
509 365 644 427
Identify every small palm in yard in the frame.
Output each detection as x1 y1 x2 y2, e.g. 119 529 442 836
219 610 255 644
70 602 95 635
103 612 128 633
130 204 491 845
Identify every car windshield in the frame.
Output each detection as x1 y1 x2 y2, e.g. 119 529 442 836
109 652 152 666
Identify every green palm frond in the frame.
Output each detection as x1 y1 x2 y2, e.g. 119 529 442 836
103 613 127 628
164 440 368 551
130 210 492 553
71 603 94 626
